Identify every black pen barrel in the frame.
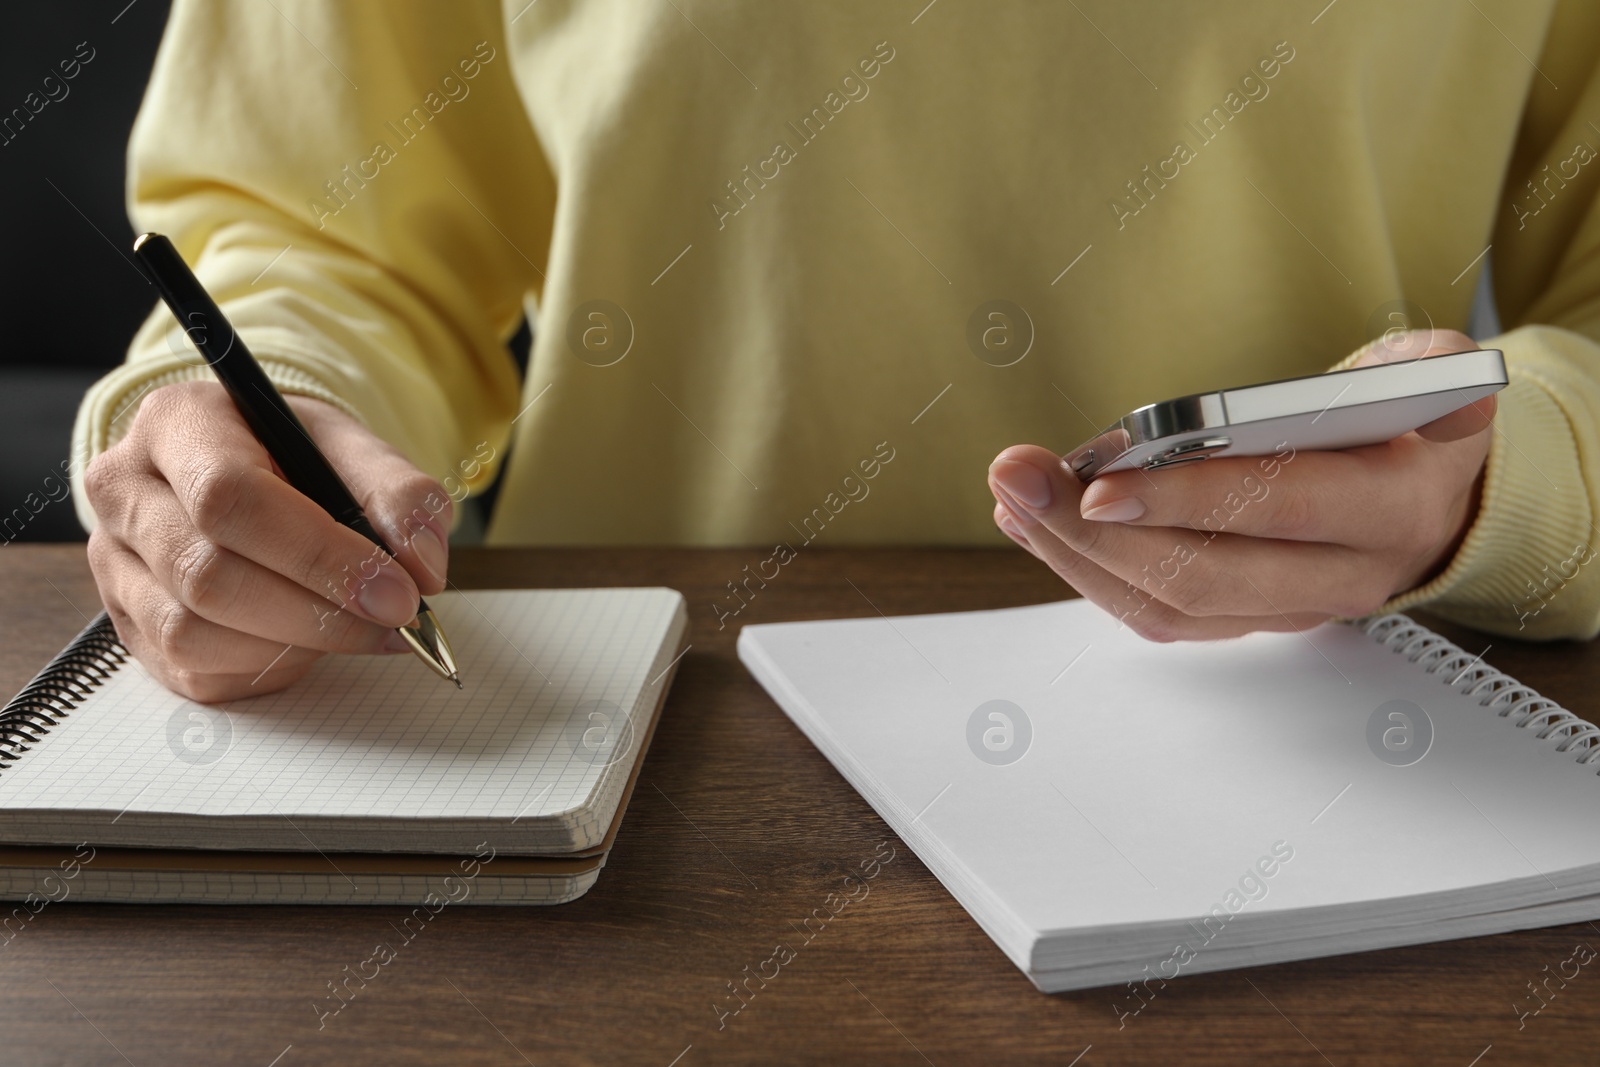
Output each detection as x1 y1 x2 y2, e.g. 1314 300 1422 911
131 233 378 546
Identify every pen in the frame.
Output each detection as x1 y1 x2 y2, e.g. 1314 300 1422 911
131 232 462 688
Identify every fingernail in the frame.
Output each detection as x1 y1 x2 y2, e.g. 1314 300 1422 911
413 525 448 584
1082 497 1147 523
997 512 1025 540
382 630 414 654
990 459 1053 510
356 572 419 627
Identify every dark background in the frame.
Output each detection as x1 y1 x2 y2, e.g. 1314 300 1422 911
0 0 171 541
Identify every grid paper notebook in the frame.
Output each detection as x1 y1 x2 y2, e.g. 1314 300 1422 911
740 599 1600 993
0 588 687 856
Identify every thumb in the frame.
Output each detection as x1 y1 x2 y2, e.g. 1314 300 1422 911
287 397 454 597
1350 328 1497 443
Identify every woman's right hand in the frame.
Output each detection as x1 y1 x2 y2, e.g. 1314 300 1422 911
84 381 452 702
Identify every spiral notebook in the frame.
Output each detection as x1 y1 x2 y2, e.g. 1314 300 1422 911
739 599 1600 993
0 588 687 905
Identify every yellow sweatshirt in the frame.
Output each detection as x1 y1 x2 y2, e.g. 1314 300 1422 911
74 0 1600 640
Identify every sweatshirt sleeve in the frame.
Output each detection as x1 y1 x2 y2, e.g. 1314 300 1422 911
1376 0 1600 640
70 0 553 531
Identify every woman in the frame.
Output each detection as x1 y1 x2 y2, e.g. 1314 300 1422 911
74 0 1600 700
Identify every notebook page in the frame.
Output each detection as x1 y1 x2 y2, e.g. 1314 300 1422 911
0 589 683 827
740 600 1600 942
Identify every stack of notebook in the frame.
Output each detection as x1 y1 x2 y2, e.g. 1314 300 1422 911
0 588 687 905
740 598 1600 992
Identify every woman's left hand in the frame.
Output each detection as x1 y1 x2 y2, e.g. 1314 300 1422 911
987 330 1497 640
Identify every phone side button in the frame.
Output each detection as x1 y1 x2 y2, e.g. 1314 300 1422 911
1142 436 1232 470
1144 453 1213 471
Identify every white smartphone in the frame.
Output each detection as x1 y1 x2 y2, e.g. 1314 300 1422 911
1065 349 1507 481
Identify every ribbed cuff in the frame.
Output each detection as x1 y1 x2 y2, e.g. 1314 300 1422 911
1374 334 1595 638
70 336 364 532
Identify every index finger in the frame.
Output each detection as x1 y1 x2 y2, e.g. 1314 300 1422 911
1078 445 1405 545
142 406 421 621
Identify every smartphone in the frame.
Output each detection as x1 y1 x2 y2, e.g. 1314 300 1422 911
1065 349 1507 481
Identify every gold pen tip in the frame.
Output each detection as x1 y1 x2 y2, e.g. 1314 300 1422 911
396 610 462 687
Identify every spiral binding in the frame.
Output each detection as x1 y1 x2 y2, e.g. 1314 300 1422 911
0 612 126 774
1360 613 1600 773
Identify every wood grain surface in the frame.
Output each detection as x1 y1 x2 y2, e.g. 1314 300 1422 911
0 544 1596 1067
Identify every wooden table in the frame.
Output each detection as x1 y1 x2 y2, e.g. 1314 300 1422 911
1 544 1596 1066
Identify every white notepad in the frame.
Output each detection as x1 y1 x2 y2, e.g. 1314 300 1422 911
0 588 687 858
739 599 1600 993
